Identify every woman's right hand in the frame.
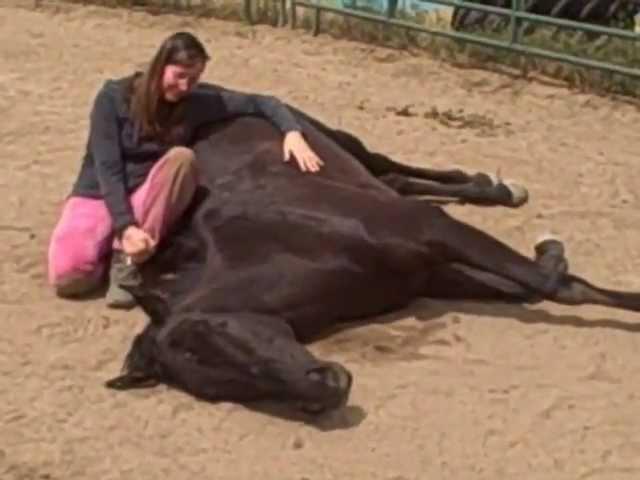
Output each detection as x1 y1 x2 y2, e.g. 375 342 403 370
121 225 157 263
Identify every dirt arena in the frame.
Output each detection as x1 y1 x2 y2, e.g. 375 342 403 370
2 2 640 479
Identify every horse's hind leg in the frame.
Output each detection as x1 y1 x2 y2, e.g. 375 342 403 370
289 104 493 185
290 103 529 206
308 123 529 207
323 129 484 185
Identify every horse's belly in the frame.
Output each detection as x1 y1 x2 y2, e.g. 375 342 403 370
200 250 425 338
196 195 428 323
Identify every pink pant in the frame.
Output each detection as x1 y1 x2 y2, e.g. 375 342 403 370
48 147 198 296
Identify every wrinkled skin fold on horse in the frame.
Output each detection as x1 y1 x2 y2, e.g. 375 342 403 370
105 109 640 415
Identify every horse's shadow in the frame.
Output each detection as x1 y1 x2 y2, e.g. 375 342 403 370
315 296 640 343
411 298 640 332
242 402 368 432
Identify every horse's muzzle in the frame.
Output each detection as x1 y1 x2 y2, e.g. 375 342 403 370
299 362 353 414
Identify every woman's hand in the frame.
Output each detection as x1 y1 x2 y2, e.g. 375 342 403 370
121 225 157 264
283 131 324 173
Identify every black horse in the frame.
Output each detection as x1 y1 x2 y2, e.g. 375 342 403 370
105 107 640 415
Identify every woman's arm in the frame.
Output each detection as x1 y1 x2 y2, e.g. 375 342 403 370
88 85 137 236
220 89 303 134
191 84 323 172
192 83 302 133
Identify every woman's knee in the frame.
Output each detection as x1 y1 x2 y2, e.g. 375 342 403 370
156 147 199 191
48 231 106 296
52 271 104 298
164 147 196 172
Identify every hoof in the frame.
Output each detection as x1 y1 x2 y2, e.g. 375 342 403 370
475 171 529 208
535 231 560 245
491 181 529 208
534 233 568 276
534 232 565 257
501 180 529 207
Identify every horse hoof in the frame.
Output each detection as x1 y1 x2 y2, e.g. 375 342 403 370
535 232 565 257
534 233 568 276
502 180 529 207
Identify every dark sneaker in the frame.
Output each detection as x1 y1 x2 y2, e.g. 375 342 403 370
106 251 141 310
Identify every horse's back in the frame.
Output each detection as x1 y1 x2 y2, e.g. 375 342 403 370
192 116 397 197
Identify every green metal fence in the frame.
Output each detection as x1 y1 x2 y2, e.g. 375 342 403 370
244 0 640 80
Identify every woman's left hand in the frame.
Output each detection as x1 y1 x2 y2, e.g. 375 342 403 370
283 131 324 173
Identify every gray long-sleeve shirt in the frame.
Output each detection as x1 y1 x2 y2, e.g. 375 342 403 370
70 74 302 235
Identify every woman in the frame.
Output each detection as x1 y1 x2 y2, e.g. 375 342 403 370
48 31 323 309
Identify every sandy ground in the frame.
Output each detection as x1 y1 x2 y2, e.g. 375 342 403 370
2 2 640 479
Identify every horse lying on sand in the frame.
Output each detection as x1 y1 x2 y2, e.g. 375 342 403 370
104 107 640 415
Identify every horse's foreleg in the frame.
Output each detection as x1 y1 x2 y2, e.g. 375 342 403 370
422 208 640 312
423 236 568 302
552 274 640 311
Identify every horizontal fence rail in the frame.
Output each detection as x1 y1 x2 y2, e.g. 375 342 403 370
243 0 640 80
30 0 639 81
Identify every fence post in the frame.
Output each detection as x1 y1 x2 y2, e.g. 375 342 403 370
312 4 321 36
279 0 287 26
510 0 522 45
243 0 255 25
291 0 298 29
385 0 396 19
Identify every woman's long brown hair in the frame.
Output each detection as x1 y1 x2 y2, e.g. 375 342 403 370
128 31 210 143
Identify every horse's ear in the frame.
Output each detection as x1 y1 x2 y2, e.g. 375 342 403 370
120 283 169 325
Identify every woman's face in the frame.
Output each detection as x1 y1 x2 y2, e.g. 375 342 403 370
161 61 205 102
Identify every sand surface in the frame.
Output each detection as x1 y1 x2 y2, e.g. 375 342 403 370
2 2 640 479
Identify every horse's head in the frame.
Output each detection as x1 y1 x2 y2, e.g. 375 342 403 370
106 285 352 415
